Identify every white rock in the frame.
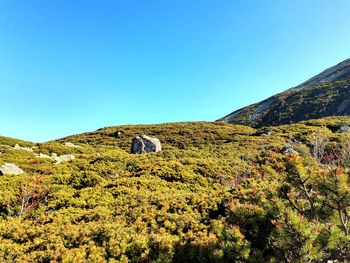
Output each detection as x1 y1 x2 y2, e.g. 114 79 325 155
64 142 81 148
0 163 25 175
59 154 75 162
36 153 53 159
51 153 75 164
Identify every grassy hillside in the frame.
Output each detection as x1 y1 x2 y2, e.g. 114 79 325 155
0 118 349 262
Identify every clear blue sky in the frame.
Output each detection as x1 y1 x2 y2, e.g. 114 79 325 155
1 0 350 142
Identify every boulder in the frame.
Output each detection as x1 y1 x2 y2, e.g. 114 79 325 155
0 163 25 175
338 124 350 133
58 154 75 162
131 135 161 154
281 146 299 155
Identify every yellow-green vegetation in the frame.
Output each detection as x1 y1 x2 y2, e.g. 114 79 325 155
0 118 349 262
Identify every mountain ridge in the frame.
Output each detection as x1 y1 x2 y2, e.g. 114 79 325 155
295 58 350 89
220 58 350 127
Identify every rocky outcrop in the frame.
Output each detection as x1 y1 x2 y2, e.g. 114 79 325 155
131 135 161 154
35 152 76 163
0 163 25 175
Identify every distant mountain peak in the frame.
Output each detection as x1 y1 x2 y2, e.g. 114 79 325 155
295 58 350 89
220 58 350 127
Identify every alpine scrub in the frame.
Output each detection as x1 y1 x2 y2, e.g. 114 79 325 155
0 118 349 262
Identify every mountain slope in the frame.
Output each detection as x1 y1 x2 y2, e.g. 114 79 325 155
220 58 350 127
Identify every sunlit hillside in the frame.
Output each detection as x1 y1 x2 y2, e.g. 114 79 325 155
0 117 349 262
